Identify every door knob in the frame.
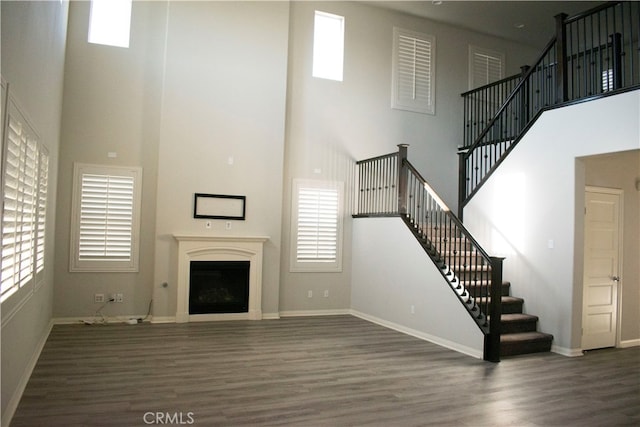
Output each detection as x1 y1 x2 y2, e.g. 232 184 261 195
612 276 620 282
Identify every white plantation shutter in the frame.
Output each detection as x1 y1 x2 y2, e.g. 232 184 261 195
469 46 505 89
392 28 435 115
35 148 49 276
291 180 343 272
70 164 141 272
1 100 46 303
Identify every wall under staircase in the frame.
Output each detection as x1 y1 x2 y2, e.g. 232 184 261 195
463 89 640 356
351 217 484 359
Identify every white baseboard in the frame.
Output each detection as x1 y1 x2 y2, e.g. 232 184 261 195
619 338 640 348
150 316 176 324
2 319 54 427
551 344 584 357
261 312 281 320
279 309 351 318
53 315 149 325
351 310 483 360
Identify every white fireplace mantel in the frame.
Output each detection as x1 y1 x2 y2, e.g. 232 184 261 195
174 234 269 323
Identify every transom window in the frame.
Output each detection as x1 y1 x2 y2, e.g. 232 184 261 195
312 11 345 81
88 0 132 48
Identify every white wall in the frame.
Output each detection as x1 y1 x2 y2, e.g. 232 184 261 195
1 0 69 421
351 217 484 358
464 90 640 355
152 1 290 319
279 0 539 313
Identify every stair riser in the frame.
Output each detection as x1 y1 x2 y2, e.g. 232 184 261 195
501 321 538 334
501 340 552 356
501 301 523 314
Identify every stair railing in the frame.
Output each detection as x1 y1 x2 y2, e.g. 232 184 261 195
355 145 503 362
459 1 639 217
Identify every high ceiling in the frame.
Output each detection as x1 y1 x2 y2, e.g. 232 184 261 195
366 1 603 48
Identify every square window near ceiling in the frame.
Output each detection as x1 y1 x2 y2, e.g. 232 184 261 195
88 0 132 48
391 27 436 115
290 179 344 272
312 11 345 81
469 45 505 90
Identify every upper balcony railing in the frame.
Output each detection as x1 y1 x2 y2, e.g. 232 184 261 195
459 1 639 215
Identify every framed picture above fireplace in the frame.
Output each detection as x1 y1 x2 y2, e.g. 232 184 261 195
193 193 246 220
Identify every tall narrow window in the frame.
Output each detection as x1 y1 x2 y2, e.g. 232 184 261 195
312 11 345 81
1 99 47 303
290 179 343 272
88 0 132 48
70 164 142 272
392 27 436 115
469 46 505 89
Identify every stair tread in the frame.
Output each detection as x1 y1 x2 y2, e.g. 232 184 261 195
501 331 553 342
501 313 539 322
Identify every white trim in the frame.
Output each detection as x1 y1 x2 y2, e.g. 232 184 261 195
279 309 351 317
583 186 624 349
52 315 149 325
173 235 268 323
261 312 281 320
619 338 640 348
1 319 54 427
150 316 176 324
351 310 483 359
551 344 585 357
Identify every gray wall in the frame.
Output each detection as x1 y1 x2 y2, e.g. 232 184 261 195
54 0 166 320
464 90 640 354
279 0 539 313
152 1 290 319
51 0 540 321
1 0 69 420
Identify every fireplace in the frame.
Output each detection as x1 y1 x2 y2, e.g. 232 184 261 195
174 235 268 322
189 261 250 314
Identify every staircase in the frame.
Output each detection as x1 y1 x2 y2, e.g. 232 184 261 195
416 222 553 358
354 2 638 362
494 282 553 356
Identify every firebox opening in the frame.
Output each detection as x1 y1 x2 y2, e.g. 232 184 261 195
189 260 250 314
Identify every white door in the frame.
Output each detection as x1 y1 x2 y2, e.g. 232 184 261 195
582 187 622 350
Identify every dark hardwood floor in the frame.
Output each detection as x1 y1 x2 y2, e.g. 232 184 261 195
9 315 640 426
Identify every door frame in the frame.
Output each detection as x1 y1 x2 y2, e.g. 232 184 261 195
582 186 624 350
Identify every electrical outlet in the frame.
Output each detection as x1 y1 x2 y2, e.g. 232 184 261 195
109 293 116 302
324 290 329 298
95 293 104 303
307 290 313 298
410 305 415 314
205 221 211 229
225 221 232 230
116 293 123 303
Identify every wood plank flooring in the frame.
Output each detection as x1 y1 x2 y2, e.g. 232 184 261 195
9 315 640 426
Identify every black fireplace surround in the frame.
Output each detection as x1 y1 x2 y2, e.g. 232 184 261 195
189 261 250 314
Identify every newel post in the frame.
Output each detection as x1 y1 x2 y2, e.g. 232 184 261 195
555 13 569 103
397 144 409 216
484 256 505 363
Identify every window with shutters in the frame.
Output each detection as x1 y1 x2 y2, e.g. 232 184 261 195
69 164 142 272
88 0 132 48
312 11 345 81
469 45 505 90
290 179 343 273
391 27 436 115
1 98 49 303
